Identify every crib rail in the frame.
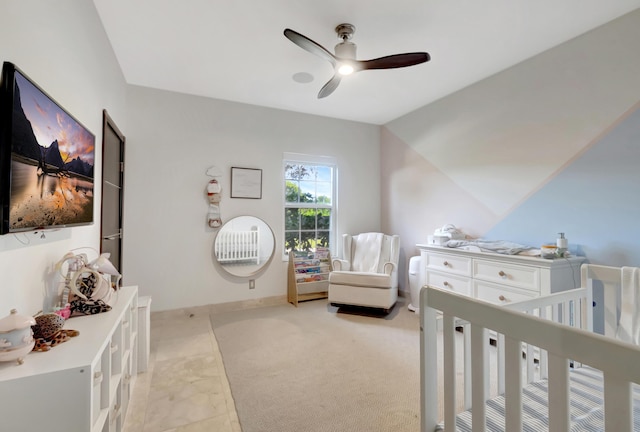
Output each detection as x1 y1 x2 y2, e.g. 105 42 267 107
420 264 640 432
215 229 260 264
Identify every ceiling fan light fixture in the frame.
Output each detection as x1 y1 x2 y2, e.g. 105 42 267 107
338 63 354 75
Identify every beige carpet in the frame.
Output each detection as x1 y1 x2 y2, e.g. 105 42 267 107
210 298 421 432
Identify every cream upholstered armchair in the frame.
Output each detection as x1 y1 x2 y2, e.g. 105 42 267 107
328 232 400 313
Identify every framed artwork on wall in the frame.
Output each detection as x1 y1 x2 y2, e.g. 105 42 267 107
230 167 262 199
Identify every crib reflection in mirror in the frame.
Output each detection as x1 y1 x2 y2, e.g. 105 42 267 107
213 216 275 277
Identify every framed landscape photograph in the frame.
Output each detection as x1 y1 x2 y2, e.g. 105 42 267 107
230 167 262 199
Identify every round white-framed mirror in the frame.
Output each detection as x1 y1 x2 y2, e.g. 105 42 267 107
213 216 275 277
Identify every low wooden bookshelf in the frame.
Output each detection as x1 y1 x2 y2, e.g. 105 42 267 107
287 248 332 306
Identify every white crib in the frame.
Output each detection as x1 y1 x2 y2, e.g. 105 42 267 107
215 228 260 264
420 263 640 431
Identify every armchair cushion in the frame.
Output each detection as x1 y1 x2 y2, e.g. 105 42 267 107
329 271 392 289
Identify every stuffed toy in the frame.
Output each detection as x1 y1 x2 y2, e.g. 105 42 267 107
31 313 79 352
69 271 112 317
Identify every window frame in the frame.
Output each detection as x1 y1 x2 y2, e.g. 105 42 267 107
282 153 337 261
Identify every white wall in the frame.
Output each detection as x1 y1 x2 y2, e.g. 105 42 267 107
381 9 640 291
0 1 127 315
123 86 381 311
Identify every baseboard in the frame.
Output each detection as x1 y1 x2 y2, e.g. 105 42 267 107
209 295 288 314
152 291 406 321
150 295 288 321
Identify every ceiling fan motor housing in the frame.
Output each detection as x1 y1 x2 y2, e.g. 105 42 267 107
335 23 355 40
335 23 357 59
335 41 356 59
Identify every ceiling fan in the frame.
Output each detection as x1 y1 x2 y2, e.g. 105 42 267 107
284 23 430 98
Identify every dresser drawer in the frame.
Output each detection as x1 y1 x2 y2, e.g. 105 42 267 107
474 280 536 305
426 252 472 277
426 271 472 297
473 259 540 293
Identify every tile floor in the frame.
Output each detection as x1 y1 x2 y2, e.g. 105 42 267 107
123 309 242 432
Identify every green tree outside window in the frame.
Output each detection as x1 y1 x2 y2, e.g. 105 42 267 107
284 162 334 254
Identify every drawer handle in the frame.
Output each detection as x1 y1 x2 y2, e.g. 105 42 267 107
443 261 450 267
93 371 103 385
498 295 509 302
498 271 506 277
443 281 450 287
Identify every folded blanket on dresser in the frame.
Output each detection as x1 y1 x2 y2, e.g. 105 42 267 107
445 239 536 255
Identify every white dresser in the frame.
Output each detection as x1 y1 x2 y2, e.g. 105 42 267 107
0 285 138 432
416 245 584 305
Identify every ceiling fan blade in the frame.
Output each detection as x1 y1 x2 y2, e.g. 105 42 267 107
284 28 336 66
358 52 430 71
318 75 341 99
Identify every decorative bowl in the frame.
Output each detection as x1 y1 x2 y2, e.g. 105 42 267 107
541 244 558 259
0 309 36 365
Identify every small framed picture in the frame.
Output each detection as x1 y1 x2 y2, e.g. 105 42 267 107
230 167 262 199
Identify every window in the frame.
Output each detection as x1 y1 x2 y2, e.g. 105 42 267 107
283 154 336 257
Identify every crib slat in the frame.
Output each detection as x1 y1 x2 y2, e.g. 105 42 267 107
552 302 559 325
254 230 260 264
548 353 570 432
443 313 456 432
419 288 438 432
538 307 549 379
604 373 633 432
471 324 488 432
539 348 548 380
464 323 472 410
497 333 505 396
525 312 535 383
526 346 535 383
504 336 523 431
585 285 593 333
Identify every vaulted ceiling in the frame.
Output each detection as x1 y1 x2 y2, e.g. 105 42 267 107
93 1 640 125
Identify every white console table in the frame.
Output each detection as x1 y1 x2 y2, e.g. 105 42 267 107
416 245 584 304
0 285 138 432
